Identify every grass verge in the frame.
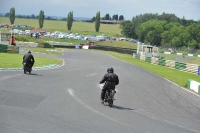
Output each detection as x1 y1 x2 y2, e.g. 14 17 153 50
0 53 62 68
101 51 200 88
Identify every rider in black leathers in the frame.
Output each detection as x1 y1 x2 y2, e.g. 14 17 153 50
99 67 119 103
23 50 35 70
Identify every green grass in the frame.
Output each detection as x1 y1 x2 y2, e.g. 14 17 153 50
0 17 122 37
1 16 199 88
160 53 200 64
97 40 137 49
22 47 63 55
41 36 88 44
0 53 62 68
101 51 200 88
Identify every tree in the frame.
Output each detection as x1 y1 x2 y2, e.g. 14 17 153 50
112 14 118 20
61 17 67 21
95 11 100 32
9 7 15 24
91 16 95 22
188 39 199 49
119 15 124 20
46 16 52 20
105 14 110 20
31 14 35 19
39 10 45 28
120 21 136 38
5 13 9 17
67 11 73 30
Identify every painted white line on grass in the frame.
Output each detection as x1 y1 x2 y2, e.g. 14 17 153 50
106 53 200 98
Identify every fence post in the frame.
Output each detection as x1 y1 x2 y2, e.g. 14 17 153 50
198 66 200 76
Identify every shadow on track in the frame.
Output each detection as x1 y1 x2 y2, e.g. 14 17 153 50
26 73 42 76
112 105 134 110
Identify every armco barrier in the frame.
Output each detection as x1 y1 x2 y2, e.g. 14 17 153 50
53 44 137 55
89 45 136 55
187 79 200 94
54 45 75 49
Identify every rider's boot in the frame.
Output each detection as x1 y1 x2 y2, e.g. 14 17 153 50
101 99 104 104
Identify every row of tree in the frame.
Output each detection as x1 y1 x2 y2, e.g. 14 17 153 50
8 8 200 48
8 7 103 32
120 13 200 49
101 14 124 20
5 13 60 20
8 7 75 30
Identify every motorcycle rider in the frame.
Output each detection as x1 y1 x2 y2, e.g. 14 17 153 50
99 67 119 103
23 50 35 71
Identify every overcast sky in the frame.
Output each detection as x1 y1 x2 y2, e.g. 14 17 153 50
0 0 199 21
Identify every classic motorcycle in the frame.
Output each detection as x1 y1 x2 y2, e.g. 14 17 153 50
23 62 32 74
100 84 116 107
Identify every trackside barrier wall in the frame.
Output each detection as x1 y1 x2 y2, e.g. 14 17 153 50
187 79 200 94
0 44 19 53
161 52 200 57
133 54 199 75
7 46 19 53
0 44 8 52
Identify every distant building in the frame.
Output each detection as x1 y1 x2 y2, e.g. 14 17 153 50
100 20 124 24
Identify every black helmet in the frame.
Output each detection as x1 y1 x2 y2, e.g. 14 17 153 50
110 67 114 73
107 68 110 73
28 50 31 53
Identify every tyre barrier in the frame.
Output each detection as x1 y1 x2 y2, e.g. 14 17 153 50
133 54 200 75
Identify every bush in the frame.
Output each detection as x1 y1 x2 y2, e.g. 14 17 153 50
15 35 36 42
159 50 164 53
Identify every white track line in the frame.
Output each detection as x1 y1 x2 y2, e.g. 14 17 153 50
68 88 199 133
67 88 137 129
86 73 97 77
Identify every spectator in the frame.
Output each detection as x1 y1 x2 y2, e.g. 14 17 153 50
10 36 16 46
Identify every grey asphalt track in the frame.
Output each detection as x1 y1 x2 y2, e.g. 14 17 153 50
1 49 200 133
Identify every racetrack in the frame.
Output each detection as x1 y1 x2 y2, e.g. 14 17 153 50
1 49 200 133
